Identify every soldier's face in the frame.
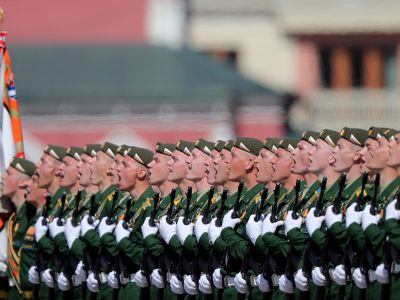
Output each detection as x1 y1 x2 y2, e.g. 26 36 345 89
255 148 274 183
25 174 46 205
78 154 94 187
206 149 220 185
167 150 189 183
292 141 313 175
388 133 400 167
36 154 59 189
58 156 79 188
271 149 294 182
186 148 208 182
308 139 334 175
359 143 372 173
332 138 361 173
367 137 391 171
108 154 123 185
216 149 231 185
148 153 170 186
229 147 250 182
91 151 113 185
1 167 24 197
117 156 143 191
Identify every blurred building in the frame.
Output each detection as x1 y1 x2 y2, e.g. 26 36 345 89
187 0 400 132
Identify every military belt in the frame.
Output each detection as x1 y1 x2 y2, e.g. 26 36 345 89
249 275 257 287
271 274 279 287
367 270 377 282
119 273 135 285
55 273 82 287
391 262 400 274
166 272 173 283
99 272 108 284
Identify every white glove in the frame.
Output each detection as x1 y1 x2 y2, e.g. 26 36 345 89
361 204 381 230
115 220 131 243
198 274 212 294
278 274 294 294
222 209 241 230
345 203 363 228
159 215 176 244
184 275 198 295
34 217 48 241
170 274 184 295
134 270 149 288
256 274 271 293
107 271 119 289
311 267 326 287
98 217 116 238
65 217 81 249
332 264 346 286
141 216 158 239
212 268 223 289
294 269 309 292
81 215 99 236
375 263 389 284
305 208 324 236
385 200 400 221
41 269 54 288
194 216 209 242
28 266 40 284
233 272 248 294
176 217 194 244
150 269 164 288
246 215 262 245
57 272 71 291
75 261 87 282
48 218 65 238
284 211 303 233
208 218 223 244
87 273 100 293
352 268 367 289
262 213 283 235
324 205 343 229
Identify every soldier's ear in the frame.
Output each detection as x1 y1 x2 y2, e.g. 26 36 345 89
137 168 147 180
353 151 362 164
245 157 255 171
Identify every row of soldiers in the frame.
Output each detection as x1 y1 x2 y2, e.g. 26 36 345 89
2 126 400 300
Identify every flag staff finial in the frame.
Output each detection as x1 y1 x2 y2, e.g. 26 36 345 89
0 7 4 26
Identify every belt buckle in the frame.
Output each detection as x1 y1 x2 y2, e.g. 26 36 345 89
166 272 172 283
119 274 129 285
391 262 400 274
249 275 257 287
130 273 136 283
99 272 108 284
224 276 234 287
328 268 335 281
368 270 376 282
271 274 279 287
71 275 82 286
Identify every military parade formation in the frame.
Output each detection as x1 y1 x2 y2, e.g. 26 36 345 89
2 126 400 300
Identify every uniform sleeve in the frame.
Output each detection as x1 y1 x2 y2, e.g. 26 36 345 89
117 232 144 267
100 232 119 257
364 224 385 260
328 223 347 251
70 239 84 259
183 235 197 251
37 236 54 257
221 228 248 261
261 233 289 257
53 233 68 256
144 234 163 257
384 219 400 251
287 228 308 254
310 229 326 250
82 229 101 248
346 223 365 252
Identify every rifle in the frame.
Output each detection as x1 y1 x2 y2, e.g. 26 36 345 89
87 194 97 225
122 195 134 229
158 189 176 300
231 180 245 218
183 187 193 225
150 193 160 227
370 173 380 215
202 187 215 224
355 172 369 211
291 179 302 219
215 189 228 227
62 190 82 300
396 189 400 210
314 177 327 217
332 173 347 214
270 183 281 222
33 192 51 300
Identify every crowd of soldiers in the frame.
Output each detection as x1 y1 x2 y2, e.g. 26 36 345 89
1 126 400 300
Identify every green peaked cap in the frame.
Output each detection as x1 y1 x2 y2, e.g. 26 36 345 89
339 127 368 147
10 157 36 177
126 146 154 167
213 140 226 152
278 138 299 152
223 140 234 151
319 129 340 147
263 138 281 152
195 138 215 156
83 144 101 157
176 140 195 156
100 142 119 159
44 144 67 162
156 143 176 156
66 147 84 161
300 131 319 145
234 137 263 156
